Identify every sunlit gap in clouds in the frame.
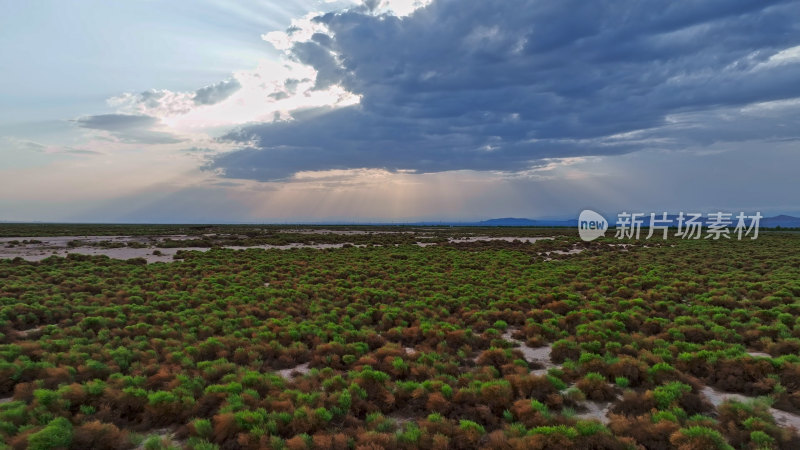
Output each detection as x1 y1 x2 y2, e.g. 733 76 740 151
107 0 434 136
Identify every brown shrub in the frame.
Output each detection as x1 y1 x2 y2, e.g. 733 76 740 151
12 382 37 403
506 374 558 401
192 392 226 417
509 399 549 428
42 367 73 389
608 413 679 450
780 364 800 392
285 435 310 450
675 355 712 379
678 390 713 416
7 427 36 450
212 413 241 444
430 433 450 450
608 357 647 387
550 341 580 363
576 375 617 402
709 359 774 396
60 383 87 406
426 392 451 414
610 390 656 416
72 421 131 450
354 431 394 449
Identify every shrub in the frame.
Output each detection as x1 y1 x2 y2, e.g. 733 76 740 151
72 421 129 450
191 418 213 438
669 426 733 450
608 413 680 449
576 372 616 401
652 382 691 410
458 419 485 434
28 417 73 450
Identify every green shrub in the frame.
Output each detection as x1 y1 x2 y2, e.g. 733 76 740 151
192 418 213 438
459 420 485 434
750 430 775 446
28 417 73 450
653 382 691 410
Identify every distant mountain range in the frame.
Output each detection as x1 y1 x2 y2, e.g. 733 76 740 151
2 215 799 228
475 217 578 227
761 215 800 228
404 217 576 227
409 215 800 228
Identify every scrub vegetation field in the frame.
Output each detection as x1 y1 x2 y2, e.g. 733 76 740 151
1 225 799 449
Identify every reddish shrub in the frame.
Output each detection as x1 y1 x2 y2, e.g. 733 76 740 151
610 390 656 416
509 399 549 427
426 392 451 414
212 413 241 445
576 374 617 402
72 421 130 450
709 359 774 396
285 435 310 450
608 413 680 450
506 374 558 401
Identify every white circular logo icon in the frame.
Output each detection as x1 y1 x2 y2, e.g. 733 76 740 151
578 210 608 241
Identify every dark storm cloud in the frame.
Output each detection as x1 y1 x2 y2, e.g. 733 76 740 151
193 78 242 105
210 0 800 181
75 114 182 144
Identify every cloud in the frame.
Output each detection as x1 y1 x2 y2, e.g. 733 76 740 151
3 137 101 155
108 90 195 117
102 60 358 133
74 114 183 144
106 78 242 119
208 0 800 181
193 78 242 105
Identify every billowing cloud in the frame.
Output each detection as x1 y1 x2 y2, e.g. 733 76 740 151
208 0 800 181
108 78 243 117
193 78 243 105
75 114 183 144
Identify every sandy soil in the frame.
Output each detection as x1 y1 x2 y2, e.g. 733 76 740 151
501 328 558 375
277 362 311 380
574 399 616 424
15 326 44 337
135 427 182 450
449 236 554 243
0 234 572 264
549 248 585 255
279 229 417 235
701 386 800 430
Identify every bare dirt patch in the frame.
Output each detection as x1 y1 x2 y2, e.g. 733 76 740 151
701 386 800 431
501 328 558 375
135 427 182 450
11 326 45 339
573 399 615 424
0 233 563 264
278 362 311 380
449 236 554 243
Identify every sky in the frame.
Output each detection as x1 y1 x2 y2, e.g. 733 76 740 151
1 0 799 223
